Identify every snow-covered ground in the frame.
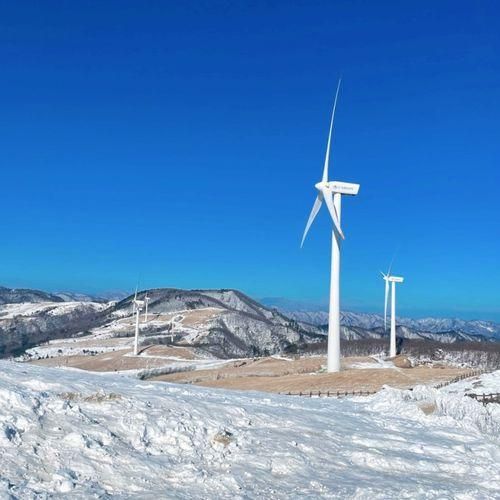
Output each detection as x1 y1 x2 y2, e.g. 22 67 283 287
442 369 500 395
22 341 124 359
0 361 499 498
0 301 107 319
348 355 397 370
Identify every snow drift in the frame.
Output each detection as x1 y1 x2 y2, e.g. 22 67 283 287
0 362 499 498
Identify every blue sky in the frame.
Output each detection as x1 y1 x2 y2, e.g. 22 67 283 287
0 1 499 320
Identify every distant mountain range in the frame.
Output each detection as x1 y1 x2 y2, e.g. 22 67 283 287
0 286 127 305
0 286 323 358
0 286 65 305
260 297 500 341
1 286 498 359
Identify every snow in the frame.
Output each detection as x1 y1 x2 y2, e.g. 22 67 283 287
442 369 500 395
23 343 122 359
0 361 499 498
0 301 106 319
348 355 396 370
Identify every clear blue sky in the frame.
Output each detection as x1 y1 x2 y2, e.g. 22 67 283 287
0 1 499 320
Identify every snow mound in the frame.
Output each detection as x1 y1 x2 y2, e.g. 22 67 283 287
0 361 499 498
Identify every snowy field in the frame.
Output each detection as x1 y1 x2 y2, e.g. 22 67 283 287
0 361 499 499
0 301 107 319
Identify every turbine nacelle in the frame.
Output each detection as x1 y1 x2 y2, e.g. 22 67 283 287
133 300 144 311
381 269 404 334
315 181 360 196
387 276 404 283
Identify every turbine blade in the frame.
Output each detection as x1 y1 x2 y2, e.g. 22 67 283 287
384 279 389 331
321 78 342 183
300 194 323 247
387 246 399 277
322 187 344 239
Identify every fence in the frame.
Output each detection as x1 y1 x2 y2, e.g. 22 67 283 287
280 368 490 398
466 393 500 405
279 390 377 398
433 369 487 389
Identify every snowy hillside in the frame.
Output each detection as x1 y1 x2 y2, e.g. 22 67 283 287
111 288 324 357
0 301 108 356
0 361 499 498
0 288 324 359
0 286 64 305
1 286 498 363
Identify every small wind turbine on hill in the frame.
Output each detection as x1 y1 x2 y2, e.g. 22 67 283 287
143 293 150 323
301 79 360 373
132 288 144 356
381 265 404 358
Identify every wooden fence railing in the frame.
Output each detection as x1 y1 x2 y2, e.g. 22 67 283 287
279 390 377 398
280 369 491 398
433 369 486 389
466 393 500 405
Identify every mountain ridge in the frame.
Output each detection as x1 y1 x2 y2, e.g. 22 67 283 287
260 297 500 340
1 286 498 360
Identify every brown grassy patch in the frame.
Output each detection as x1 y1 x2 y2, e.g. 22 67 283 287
59 391 121 403
152 356 472 394
213 430 233 447
419 402 437 415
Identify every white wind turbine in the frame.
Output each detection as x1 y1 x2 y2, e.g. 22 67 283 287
301 79 360 373
143 292 150 323
381 265 404 358
131 285 138 314
131 288 144 356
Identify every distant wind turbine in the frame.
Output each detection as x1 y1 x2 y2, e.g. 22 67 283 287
143 293 150 323
381 264 404 358
301 79 360 373
132 287 144 356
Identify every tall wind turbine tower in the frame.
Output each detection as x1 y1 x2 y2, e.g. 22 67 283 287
143 293 150 323
132 289 144 356
381 269 404 358
301 79 360 373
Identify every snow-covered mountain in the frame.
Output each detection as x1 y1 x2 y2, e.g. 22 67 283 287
0 301 109 356
112 288 323 357
0 288 324 359
261 298 500 340
55 290 129 303
1 361 499 497
0 286 126 305
2 286 497 360
0 286 65 305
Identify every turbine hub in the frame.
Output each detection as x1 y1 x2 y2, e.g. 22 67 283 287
315 181 329 191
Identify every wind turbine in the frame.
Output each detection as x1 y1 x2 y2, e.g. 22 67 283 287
132 288 144 355
301 79 360 373
143 293 150 323
131 285 138 314
381 266 404 358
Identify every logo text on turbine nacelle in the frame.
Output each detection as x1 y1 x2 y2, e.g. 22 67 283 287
388 276 404 283
328 181 360 196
